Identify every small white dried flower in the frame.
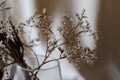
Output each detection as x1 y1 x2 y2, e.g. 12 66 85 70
42 8 47 14
80 48 97 64
0 41 5 48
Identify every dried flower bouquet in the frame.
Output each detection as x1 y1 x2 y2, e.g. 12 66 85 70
0 1 98 80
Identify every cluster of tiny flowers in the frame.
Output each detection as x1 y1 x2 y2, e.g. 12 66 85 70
20 8 54 44
20 13 41 29
0 21 14 40
19 9 98 66
57 10 98 65
80 47 97 64
66 45 97 66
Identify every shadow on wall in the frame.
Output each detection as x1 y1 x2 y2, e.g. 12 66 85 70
36 0 73 15
36 0 57 14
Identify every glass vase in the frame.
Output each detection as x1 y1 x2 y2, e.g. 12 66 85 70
24 55 62 80
2 55 62 80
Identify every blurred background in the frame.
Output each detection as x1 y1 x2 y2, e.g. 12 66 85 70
2 0 120 80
